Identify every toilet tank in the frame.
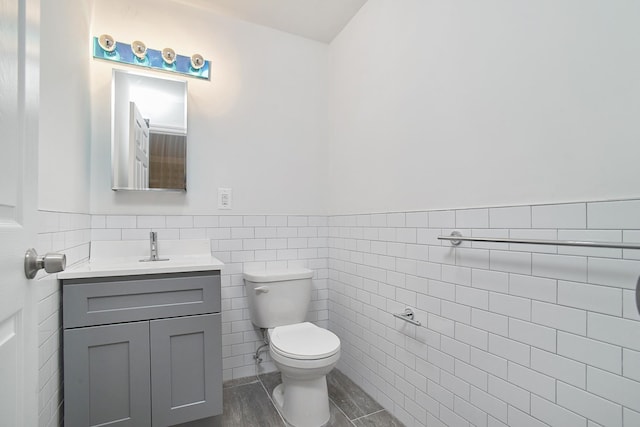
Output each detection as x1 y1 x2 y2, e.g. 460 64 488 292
243 268 313 328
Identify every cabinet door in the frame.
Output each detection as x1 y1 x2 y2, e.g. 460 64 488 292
150 313 222 427
64 321 151 427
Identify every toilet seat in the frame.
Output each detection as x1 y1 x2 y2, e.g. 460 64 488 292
269 322 340 360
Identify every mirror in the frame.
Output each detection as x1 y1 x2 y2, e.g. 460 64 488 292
111 69 187 191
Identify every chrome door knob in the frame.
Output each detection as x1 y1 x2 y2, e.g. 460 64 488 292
24 248 66 279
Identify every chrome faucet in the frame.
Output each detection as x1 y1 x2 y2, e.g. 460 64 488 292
150 231 158 260
140 231 169 262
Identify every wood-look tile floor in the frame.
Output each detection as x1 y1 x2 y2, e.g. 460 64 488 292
217 369 404 427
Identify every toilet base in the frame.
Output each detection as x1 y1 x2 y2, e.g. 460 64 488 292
272 376 330 427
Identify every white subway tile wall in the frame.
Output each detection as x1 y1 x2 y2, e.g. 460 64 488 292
328 200 640 427
37 210 91 427
90 214 330 381
37 199 640 427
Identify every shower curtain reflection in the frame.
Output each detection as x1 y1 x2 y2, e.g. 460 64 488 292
149 132 186 190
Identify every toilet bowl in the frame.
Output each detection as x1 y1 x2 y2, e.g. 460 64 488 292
243 268 341 427
268 322 340 427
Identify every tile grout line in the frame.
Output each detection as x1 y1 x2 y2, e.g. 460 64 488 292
222 375 261 390
349 408 387 423
328 396 358 426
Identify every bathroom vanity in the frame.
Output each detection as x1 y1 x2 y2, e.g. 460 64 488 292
59 240 224 427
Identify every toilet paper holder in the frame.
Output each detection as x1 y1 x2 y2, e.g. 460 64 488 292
393 307 421 326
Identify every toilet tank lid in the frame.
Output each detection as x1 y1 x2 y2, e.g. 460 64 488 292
243 267 313 283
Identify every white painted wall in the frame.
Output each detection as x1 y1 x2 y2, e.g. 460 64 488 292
90 0 329 215
38 0 91 213
328 0 640 215
38 3 92 425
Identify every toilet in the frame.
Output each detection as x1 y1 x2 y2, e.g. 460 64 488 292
244 268 341 427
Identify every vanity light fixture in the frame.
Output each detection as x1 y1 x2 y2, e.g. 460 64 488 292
93 36 211 80
131 40 147 60
98 34 116 52
190 53 205 70
162 47 176 65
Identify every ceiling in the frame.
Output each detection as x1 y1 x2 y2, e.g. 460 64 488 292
171 0 368 43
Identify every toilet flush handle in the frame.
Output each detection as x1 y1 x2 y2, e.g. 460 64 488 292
255 286 269 294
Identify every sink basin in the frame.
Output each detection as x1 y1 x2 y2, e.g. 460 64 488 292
57 239 224 279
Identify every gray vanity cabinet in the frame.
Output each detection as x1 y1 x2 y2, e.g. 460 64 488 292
62 271 222 427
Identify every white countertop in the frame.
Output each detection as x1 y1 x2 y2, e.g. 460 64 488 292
58 239 224 280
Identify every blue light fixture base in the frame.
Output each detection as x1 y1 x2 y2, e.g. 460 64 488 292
93 37 210 80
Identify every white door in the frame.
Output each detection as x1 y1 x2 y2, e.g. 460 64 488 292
129 101 150 189
0 0 40 426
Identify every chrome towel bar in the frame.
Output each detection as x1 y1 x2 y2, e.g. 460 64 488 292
440 231 640 315
393 308 421 326
438 231 640 250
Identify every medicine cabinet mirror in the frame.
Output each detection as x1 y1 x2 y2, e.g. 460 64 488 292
111 69 188 191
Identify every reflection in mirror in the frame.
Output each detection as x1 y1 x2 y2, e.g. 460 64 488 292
111 69 187 191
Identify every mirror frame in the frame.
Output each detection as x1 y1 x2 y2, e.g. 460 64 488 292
110 69 188 192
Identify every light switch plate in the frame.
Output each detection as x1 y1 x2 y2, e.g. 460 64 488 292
218 188 232 209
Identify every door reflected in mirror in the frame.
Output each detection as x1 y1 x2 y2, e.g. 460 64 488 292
111 70 187 191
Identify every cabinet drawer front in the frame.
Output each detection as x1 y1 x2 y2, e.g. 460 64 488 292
63 272 221 328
